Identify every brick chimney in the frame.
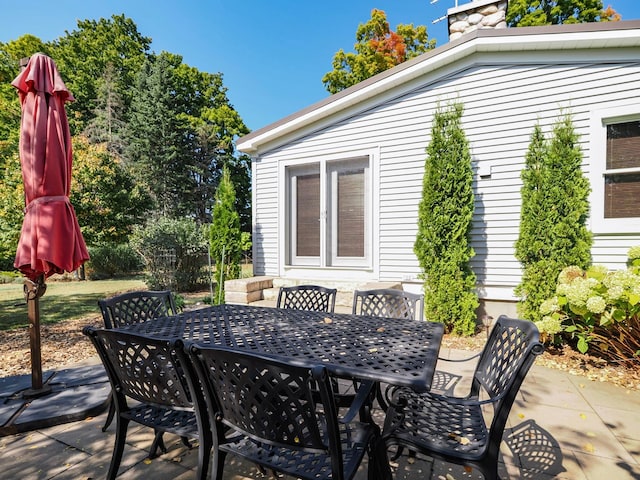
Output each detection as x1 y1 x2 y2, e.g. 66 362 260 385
448 0 508 41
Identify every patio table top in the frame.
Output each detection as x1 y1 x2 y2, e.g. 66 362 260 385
122 303 444 391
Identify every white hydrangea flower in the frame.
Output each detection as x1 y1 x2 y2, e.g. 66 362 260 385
586 296 606 314
564 277 591 307
539 297 559 315
536 315 564 335
628 245 640 261
558 266 583 285
606 285 624 301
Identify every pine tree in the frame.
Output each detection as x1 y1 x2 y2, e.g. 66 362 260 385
414 103 478 335
515 116 592 322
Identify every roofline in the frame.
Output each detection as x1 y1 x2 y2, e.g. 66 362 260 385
237 20 640 154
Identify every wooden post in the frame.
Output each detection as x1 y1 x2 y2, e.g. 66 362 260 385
23 275 51 398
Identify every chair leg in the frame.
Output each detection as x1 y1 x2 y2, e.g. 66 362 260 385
214 450 227 480
102 392 115 432
180 435 192 448
149 430 167 459
369 437 393 480
196 430 212 480
107 417 129 480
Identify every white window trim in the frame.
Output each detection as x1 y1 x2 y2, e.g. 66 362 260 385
589 105 640 234
278 148 378 274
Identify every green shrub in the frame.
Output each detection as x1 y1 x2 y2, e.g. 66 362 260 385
0 270 21 284
539 247 640 366
515 116 592 323
131 217 209 292
86 243 143 279
414 102 478 335
210 166 242 304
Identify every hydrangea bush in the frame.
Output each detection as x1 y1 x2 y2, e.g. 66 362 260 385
538 247 640 366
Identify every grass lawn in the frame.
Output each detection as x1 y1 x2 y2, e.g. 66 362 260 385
0 277 147 330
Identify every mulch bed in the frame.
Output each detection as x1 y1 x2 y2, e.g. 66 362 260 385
1 315 638 391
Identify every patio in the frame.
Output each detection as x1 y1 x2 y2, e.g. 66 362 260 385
0 346 638 479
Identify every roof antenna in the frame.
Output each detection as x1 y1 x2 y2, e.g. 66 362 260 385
431 0 459 24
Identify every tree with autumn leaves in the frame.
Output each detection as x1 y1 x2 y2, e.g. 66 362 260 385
322 9 435 94
324 3 620 95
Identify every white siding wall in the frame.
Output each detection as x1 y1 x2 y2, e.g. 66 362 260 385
252 56 640 299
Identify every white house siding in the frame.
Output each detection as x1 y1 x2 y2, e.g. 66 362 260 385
251 51 640 300
252 157 279 276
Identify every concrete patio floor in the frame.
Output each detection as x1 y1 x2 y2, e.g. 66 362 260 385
0 348 639 479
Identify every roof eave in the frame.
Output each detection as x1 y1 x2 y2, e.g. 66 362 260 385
237 21 640 155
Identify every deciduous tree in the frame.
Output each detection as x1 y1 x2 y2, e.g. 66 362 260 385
53 15 150 134
71 136 153 245
507 0 620 26
323 9 435 94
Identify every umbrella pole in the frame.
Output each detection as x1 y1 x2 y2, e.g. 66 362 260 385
23 275 51 398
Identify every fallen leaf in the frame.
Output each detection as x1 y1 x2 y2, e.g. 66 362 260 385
369 348 378 353
323 317 332 324
447 433 470 445
518 412 525 419
464 466 473 473
143 458 152 465
580 413 587 420
586 431 596 438
583 443 595 453
376 327 385 332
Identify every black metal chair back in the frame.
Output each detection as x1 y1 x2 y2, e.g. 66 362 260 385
83 327 209 480
98 290 177 329
382 316 543 479
277 285 337 312
352 288 423 320
183 343 378 480
97 290 178 432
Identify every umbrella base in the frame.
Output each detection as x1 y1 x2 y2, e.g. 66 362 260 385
20 384 52 399
0 360 109 436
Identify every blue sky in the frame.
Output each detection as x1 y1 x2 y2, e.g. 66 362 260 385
2 0 639 132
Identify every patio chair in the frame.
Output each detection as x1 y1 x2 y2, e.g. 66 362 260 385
98 290 177 432
381 316 544 480
83 327 210 480
181 342 384 480
277 284 337 312
352 288 423 321
98 290 177 329
352 288 424 411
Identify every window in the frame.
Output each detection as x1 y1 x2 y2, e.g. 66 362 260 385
590 107 640 234
604 121 640 218
286 156 370 268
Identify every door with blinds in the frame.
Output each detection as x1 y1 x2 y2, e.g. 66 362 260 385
286 156 370 268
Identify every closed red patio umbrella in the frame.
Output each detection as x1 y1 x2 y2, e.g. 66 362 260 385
12 53 89 396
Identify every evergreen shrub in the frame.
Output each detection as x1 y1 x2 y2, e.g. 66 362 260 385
515 116 592 322
414 102 478 335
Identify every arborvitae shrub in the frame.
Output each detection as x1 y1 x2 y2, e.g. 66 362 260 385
414 103 478 335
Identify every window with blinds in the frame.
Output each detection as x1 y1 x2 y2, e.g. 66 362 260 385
286 156 370 268
605 121 640 218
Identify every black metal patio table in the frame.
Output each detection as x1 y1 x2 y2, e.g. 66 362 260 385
123 303 444 391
